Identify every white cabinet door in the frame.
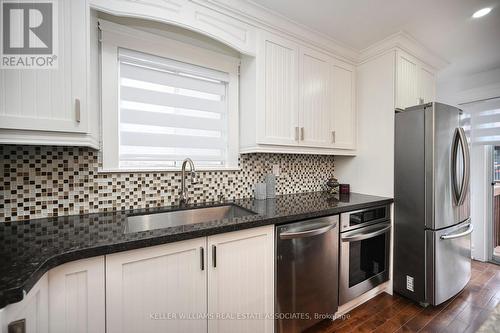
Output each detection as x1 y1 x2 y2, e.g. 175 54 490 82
106 238 207 333
395 51 419 110
207 225 274 333
0 0 87 133
419 65 436 104
0 275 48 333
48 256 105 333
331 60 356 149
257 32 299 146
299 47 332 148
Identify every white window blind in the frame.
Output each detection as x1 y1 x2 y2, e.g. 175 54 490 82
462 97 500 146
118 48 229 169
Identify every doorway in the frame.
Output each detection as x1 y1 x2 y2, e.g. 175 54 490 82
493 146 500 263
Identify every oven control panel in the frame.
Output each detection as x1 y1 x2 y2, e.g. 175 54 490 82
340 205 390 232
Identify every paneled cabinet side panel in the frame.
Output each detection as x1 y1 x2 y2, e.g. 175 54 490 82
332 61 356 149
106 238 207 333
48 256 105 333
208 225 274 333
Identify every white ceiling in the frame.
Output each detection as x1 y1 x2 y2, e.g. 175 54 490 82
249 0 500 82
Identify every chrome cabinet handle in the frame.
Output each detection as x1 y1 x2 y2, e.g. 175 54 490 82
295 127 299 141
75 98 81 123
280 222 336 240
212 245 217 268
300 127 304 140
440 223 473 240
200 247 204 271
341 224 391 242
332 131 336 143
8 319 25 333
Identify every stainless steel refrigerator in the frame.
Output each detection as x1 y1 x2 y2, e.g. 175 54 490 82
394 102 473 306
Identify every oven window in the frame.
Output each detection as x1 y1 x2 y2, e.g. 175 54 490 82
348 232 386 287
349 207 387 226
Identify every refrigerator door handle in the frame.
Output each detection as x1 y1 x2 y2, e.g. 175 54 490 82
451 127 470 206
440 223 473 240
457 127 470 206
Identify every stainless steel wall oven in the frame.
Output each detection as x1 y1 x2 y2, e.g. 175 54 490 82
339 205 391 305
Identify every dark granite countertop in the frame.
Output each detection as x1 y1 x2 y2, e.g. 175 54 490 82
0 191 392 308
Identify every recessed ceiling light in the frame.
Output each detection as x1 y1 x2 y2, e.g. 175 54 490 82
472 7 492 18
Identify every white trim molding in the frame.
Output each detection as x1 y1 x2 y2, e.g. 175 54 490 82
359 31 449 70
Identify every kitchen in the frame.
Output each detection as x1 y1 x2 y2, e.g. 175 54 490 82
1 1 499 333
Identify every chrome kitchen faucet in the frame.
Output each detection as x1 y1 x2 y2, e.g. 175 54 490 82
179 158 197 205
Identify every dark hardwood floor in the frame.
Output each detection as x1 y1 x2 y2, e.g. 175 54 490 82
308 260 500 333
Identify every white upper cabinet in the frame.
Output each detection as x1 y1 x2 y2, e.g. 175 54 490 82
0 0 86 133
240 31 357 155
106 238 207 333
419 65 436 104
257 32 299 146
207 225 274 333
331 60 356 149
395 51 436 109
299 47 332 148
48 257 105 333
0 0 99 148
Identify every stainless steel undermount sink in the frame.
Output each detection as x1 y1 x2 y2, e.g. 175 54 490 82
125 204 257 234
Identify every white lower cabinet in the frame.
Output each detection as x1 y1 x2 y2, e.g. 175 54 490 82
106 238 207 333
0 256 105 333
1 226 274 333
0 275 48 333
48 256 105 333
208 226 274 333
106 226 274 333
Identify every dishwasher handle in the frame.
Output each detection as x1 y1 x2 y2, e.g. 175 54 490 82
279 222 336 240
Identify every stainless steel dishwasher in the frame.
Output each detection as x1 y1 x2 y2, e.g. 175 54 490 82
276 215 339 333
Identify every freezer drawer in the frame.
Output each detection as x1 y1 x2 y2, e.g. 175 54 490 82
425 219 472 305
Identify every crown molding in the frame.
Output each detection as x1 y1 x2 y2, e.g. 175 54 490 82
200 1 449 69
359 31 449 70
454 82 500 106
196 0 359 63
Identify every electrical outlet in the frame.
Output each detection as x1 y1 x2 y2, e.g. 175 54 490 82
272 164 280 176
406 275 414 292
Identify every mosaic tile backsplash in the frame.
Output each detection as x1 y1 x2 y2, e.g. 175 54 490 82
0 145 335 222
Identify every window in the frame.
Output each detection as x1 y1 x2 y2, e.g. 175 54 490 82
99 20 239 171
463 98 500 146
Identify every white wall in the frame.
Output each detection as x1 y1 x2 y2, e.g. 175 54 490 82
335 51 395 197
437 67 500 106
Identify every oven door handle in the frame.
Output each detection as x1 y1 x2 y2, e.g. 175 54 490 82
279 222 336 240
341 224 391 242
